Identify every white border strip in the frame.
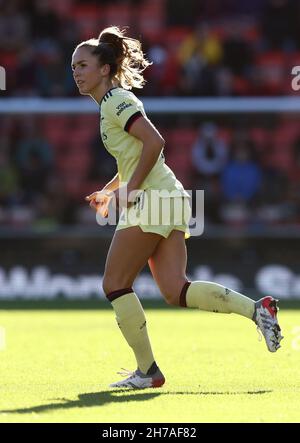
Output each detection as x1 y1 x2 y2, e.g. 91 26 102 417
1 97 300 114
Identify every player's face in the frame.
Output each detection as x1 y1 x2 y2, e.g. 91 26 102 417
72 46 103 95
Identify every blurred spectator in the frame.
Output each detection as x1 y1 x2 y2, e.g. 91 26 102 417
215 67 234 96
29 0 61 41
222 25 253 76
261 0 298 50
191 123 228 224
35 175 76 227
145 43 168 95
178 25 223 96
15 117 53 201
192 122 228 176
180 54 218 96
35 43 66 96
220 133 263 225
166 0 200 26
221 136 262 202
177 25 223 67
255 167 290 224
14 46 39 96
0 1 30 52
59 20 80 96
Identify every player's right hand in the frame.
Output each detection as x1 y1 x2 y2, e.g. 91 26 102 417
85 190 113 218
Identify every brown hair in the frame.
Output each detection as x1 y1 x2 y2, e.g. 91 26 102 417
76 26 151 90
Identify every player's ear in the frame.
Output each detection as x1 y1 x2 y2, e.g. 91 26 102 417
100 64 110 76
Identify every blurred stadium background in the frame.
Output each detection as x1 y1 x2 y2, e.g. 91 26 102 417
1 0 300 302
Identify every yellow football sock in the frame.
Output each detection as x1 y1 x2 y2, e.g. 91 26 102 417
111 292 155 374
185 281 255 319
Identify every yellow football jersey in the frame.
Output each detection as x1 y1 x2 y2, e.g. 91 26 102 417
100 87 189 196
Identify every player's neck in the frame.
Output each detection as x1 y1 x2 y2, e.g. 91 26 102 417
90 80 114 105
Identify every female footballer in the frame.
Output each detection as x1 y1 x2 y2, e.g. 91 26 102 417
71 26 283 389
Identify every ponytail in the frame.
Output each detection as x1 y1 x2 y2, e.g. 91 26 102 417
76 26 151 90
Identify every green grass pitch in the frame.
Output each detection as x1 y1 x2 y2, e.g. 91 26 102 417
1 305 299 423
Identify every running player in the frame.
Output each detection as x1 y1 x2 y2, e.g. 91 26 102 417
71 26 283 389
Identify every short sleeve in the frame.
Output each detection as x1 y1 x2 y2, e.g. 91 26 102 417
105 93 143 132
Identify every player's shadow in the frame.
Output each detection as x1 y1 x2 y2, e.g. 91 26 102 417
0 389 272 415
1 390 160 415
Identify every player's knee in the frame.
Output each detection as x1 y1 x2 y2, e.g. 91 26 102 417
102 274 132 297
162 289 180 306
102 276 117 296
102 274 115 296
160 278 188 306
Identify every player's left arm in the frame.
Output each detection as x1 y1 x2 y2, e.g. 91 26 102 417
126 116 165 193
